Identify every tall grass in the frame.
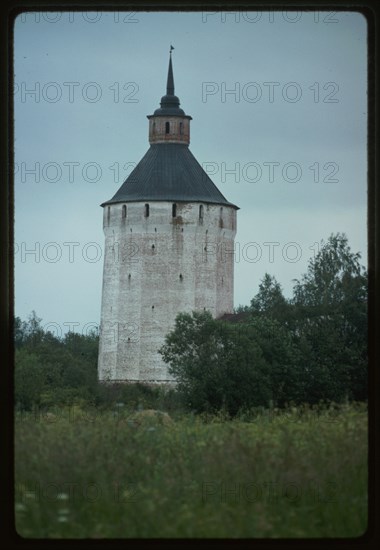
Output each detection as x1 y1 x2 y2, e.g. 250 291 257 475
15 403 367 538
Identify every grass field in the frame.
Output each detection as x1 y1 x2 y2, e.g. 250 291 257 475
15 403 367 538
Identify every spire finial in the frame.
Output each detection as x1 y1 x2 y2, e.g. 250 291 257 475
167 46 175 96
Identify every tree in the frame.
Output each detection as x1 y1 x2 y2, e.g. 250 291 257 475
22 310 45 349
160 311 272 416
291 233 367 402
14 316 27 349
250 273 289 321
15 349 44 410
243 316 304 406
292 233 366 308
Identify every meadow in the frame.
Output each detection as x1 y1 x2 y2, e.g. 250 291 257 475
15 402 367 538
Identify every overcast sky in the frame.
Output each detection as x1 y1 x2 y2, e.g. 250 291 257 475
14 10 367 335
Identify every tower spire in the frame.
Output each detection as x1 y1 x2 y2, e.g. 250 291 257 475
149 47 190 121
167 46 175 96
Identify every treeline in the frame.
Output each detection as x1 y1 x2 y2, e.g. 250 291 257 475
15 233 367 415
15 316 99 410
14 314 179 411
160 233 368 415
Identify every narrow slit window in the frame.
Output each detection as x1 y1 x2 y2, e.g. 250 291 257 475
152 122 156 134
172 203 177 217
199 205 204 220
179 122 183 135
107 206 110 225
145 203 150 217
122 205 127 218
165 121 170 134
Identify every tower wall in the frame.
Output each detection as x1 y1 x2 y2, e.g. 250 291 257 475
98 201 237 383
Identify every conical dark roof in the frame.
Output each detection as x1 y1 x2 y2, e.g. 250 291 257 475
101 51 238 209
101 144 238 208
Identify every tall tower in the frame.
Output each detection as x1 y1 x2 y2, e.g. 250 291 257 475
98 51 238 383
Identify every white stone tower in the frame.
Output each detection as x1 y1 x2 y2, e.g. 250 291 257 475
98 51 238 383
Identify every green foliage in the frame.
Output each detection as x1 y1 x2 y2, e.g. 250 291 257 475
161 233 367 413
160 312 305 414
243 317 304 406
290 233 367 403
14 314 99 410
15 349 45 410
292 233 366 308
160 311 272 416
250 273 289 321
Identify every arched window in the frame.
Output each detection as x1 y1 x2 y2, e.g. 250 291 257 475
172 203 177 217
165 121 170 134
145 203 150 217
122 205 127 218
179 122 183 135
199 204 204 220
107 206 110 225
152 122 156 134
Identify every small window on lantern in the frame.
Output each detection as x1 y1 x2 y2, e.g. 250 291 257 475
165 122 170 134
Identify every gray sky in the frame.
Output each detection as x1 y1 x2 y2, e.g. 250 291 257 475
14 10 367 335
